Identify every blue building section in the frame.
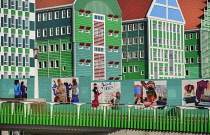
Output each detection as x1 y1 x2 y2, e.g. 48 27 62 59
168 8 184 22
168 0 178 7
149 0 184 22
156 0 166 5
150 5 167 19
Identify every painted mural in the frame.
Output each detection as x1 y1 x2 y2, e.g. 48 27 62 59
14 80 28 99
51 78 79 103
182 79 210 106
134 81 167 108
91 82 121 108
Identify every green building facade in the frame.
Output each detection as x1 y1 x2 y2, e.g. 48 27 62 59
36 0 122 80
0 0 35 79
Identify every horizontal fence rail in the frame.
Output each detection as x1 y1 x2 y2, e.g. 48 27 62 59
0 100 210 133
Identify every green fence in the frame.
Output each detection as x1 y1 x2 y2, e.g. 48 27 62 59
0 101 210 133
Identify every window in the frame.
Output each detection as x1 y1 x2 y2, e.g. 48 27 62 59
79 10 84 16
108 61 114 67
158 24 162 31
25 18 29 30
139 23 144 30
177 41 180 47
114 31 119 37
79 26 85 33
68 43 72 50
122 25 126 32
18 54 22 66
177 27 180 33
94 15 104 20
190 57 194 63
11 16 15 28
128 24 133 31
4 53 8 65
4 72 8 79
141 70 144 75
50 28 53 36
43 45 47 53
38 46 42 53
4 15 8 27
153 38 157 44
86 27 91 33
11 34 15 47
128 52 132 59
43 13 47 21
61 26 66 35
159 38 162 44
4 34 8 46
196 33 199 39
114 15 119 21
128 38 132 45
170 67 173 71
50 61 54 68
55 60 59 68
18 35 22 47
55 44 59 52
11 72 16 79
122 52 126 59
18 0 22 10
185 34 188 40
185 58 189 64
4 0 8 8
62 43 66 51
128 66 132 73
122 38 126 45
165 67 168 72
39 62 42 69
140 51 144 58
134 65 138 72
173 40 176 46
133 23 138 31
197 57 200 63
190 33 193 39
48 12 52 20
190 45 194 51
108 30 113 36
194 45 198 51
164 52 168 59
185 46 189 51
114 46 119 52
62 66 66 71
159 66 163 72
37 29 41 37
153 52 157 58
25 36 29 48
38 13 41 21
67 26 71 34
123 66 127 73
50 44 54 52
43 29 47 37
133 52 138 58
62 10 66 18
56 27 59 35
25 54 29 66
25 73 29 78
85 11 91 17
185 70 189 76
173 27 176 33
67 9 71 18
55 11 59 19
140 37 144 44
133 37 138 44
153 24 157 30
11 0 15 9
94 29 98 36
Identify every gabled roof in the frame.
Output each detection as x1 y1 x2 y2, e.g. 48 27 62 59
117 0 153 21
178 0 207 30
36 0 75 9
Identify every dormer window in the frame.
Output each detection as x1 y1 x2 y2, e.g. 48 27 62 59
86 27 91 33
85 10 91 17
79 26 85 32
79 9 85 16
114 15 119 21
108 14 113 20
114 31 119 37
108 30 113 36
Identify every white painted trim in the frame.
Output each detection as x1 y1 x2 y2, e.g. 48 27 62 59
122 18 147 23
36 4 73 11
146 0 156 17
185 29 200 32
148 16 184 24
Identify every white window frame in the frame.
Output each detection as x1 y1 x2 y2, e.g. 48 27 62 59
122 52 126 59
55 44 59 52
62 43 66 51
190 45 194 51
50 61 54 68
43 45 47 53
4 34 8 46
139 23 144 30
190 57 194 63
11 34 15 47
25 17 29 30
18 54 23 66
38 61 42 69
122 38 126 45
134 65 138 72
25 35 29 48
43 12 47 21
197 57 200 63
67 26 71 34
128 24 133 31
55 60 59 68
11 72 16 78
123 66 127 73
153 23 157 30
62 10 66 18
128 66 132 73
55 11 59 19
48 12 52 20
18 0 22 10
140 51 144 58
25 54 30 67
11 0 15 9
133 37 138 44
185 70 189 76
133 23 138 31
43 28 47 37
4 72 8 79
185 58 189 64
153 38 157 44
50 28 53 36
141 70 144 75
195 45 199 51
128 52 132 59
133 52 138 58
11 15 15 28
61 26 66 35
190 33 193 39
122 25 126 32
67 9 71 18
4 53 8 65
140 37 144 44
56 27 59 35
50 44 54 52
37 29 41 37
18 35 22 47
128 38 132 45
38 13 41 22
4 15 8 27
